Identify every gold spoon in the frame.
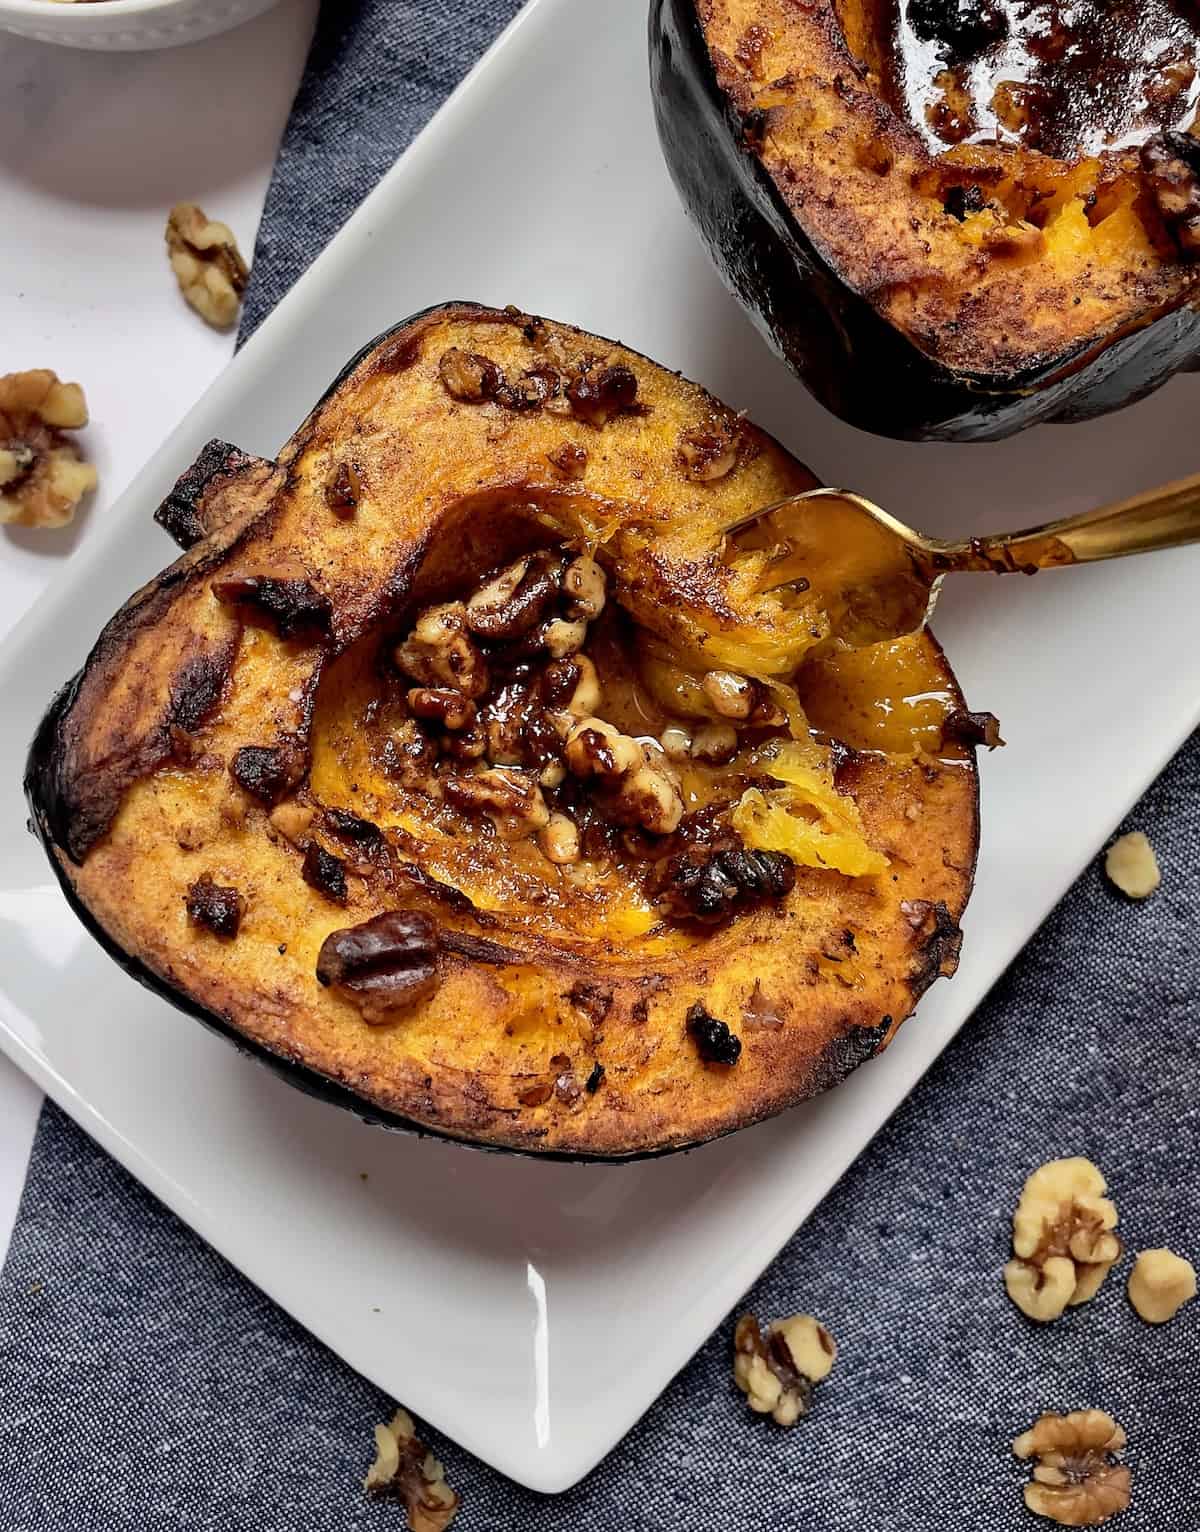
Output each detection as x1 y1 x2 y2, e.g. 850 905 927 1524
723 471 1200 648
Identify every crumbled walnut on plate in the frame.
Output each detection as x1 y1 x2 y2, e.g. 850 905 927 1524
1127 1247 1196 1323
1003 1158 1121 1321
1104 832 1160 900
1012 1410 1131 1527
733 1312 836 1425
0 369 97 529
165 202 249 329
364 1408 459 1532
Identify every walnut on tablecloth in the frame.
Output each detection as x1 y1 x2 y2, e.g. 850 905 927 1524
733 1311 837 1425
1127 1247 1197 1323
364 1408 459 1532
1003 1157 1122 1321
1013 1409 1131 1526
1104 832 1161 899
0 369 97 529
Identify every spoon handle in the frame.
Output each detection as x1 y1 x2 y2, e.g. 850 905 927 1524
937 470 1200 574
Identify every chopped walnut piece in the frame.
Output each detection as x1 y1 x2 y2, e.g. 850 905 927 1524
655 846 795 924
542 616 588 658
1004 1158 1121 1322
364 1408 459 1532
690 723 738 765
942 708 1004 750
438 347 503 402
1012 1410 1131 1527
551 654 601 716
499 366 562 411
562 553 606 620
325 461 363 518
538 811 581 865
0 369 97 529
686 1001 741 1065
1141 131 1200 258
679 419 739 482
1104 832 1160 900
563 718 683 834
701 668 755 719
464 551 563 640
545 441 587 479
443 766 550 840
165 203 249 328
733 1312 836 1426
268 800 315 847
394 603 489 700
566 363 639 426
564 717 643 780
1127 1247 1197 1324
185 873 243 939
407 688 477 731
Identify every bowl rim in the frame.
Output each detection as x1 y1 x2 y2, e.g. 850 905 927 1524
0 0 208 17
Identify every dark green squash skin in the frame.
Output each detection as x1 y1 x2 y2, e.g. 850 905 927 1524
649 0 1200 442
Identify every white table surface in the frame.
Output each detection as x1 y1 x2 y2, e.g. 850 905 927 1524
0 0 317 1262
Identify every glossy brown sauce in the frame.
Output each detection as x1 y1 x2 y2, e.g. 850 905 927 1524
883 0 1200 158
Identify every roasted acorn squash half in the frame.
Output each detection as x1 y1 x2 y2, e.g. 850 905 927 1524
651 0 1200 440
27 302 984 1158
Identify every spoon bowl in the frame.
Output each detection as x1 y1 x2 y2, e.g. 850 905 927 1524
727 471 1200 647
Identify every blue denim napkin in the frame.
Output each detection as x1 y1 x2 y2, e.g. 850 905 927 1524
2 3 1197 1528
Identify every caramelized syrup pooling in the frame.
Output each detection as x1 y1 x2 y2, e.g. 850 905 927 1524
885 0 1200 158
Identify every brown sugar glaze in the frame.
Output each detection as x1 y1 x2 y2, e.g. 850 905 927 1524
307 577 962 945
874 0 1200 157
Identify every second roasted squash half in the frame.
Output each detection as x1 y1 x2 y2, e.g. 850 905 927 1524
28 303 983 1157
651 0 1200 440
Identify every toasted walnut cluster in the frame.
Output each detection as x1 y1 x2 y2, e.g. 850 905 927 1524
1127 1246 1196 1324
437 341 642 430
1012 1410 1131 1527
364 1409 459 1532
165 202 249 328
388 547 700 857
1104 832 1160 900
1004 1158 1121 1321
733 1312 836 1426
0 369 97 529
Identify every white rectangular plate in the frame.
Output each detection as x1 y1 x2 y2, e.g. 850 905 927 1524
2 0 1199 1494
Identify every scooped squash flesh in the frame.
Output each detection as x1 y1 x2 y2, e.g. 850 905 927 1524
27 303 981 1157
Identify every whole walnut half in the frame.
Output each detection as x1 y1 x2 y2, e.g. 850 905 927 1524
1003 1158 1122 1321
166 202 249 329
0 370 97 529
1012 1409 1131 1527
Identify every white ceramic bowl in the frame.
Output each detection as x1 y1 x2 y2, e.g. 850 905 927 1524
0 0 280 50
